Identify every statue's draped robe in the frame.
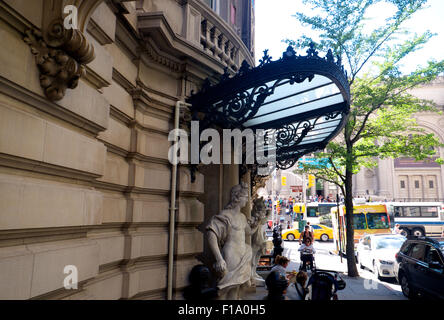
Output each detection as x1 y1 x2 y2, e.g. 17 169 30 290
206 211 252 290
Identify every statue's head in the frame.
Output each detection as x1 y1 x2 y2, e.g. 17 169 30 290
252 197 268 219
225 182 249 209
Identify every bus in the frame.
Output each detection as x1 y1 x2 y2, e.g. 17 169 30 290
317 203 337 227
385 202 444 237
331 204 392 254
306 203 319 223
292 202 337 226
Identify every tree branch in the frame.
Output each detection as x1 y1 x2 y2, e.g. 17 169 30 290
329 156 346 183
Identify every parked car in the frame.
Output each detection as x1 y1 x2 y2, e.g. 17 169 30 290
356 234 406 279
282 224 333 242
396 236 444 299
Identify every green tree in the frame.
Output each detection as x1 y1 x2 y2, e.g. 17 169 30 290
289 0 444 277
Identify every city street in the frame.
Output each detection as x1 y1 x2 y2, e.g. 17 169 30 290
256 239 407 300
285 239 406 300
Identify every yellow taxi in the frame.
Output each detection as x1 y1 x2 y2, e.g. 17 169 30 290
282 224 334 242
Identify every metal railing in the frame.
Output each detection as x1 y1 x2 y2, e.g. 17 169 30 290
390 198 444 203
194 0 254 71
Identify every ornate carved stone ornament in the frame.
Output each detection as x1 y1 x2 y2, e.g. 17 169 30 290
23 0 104 101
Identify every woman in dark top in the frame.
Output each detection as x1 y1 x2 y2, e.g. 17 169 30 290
265 255 290 300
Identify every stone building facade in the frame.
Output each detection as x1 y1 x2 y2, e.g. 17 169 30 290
0 0 254 299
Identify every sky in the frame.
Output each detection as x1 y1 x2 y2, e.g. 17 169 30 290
254 0 444 74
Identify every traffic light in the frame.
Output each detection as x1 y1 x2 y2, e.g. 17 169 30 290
281 176 287 186
308 174 315 188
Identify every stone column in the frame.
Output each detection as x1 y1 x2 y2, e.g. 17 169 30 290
377 158 395 199
241 168 252 244
354 169 367 196
310 184 316 197
222 164 239 207
323 180 329 198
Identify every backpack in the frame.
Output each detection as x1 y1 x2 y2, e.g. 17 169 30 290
265 270 288 300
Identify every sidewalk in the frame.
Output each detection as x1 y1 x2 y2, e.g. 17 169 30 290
244 247 406 300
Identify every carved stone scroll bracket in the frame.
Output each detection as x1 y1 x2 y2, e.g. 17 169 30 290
24 28 89 101
22 0 102 101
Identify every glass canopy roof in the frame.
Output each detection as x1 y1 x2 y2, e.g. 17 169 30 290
187 44 350 170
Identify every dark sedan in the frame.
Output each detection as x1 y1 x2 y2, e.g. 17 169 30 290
396 237 444 299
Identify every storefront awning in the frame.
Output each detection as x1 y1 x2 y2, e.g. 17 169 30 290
188 44 350 170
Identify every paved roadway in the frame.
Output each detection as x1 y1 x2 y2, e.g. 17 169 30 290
281 239 407 300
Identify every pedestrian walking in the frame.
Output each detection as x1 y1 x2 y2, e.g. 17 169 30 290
392 223 402 235
299 225 314 245
306 221 314 233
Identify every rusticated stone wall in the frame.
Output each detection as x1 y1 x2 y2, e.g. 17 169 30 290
0 0 254 300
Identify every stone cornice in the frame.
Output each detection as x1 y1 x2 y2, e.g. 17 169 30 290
133 120 170 136
114 15 141 61
137 12 238 75
130 83 174 120
112 68 136 92
124 186 171 196
140 39 184 73
0 152 102 183
127 152 170 166
109 105 134 126
0 75 106 135
100 140 129 158
0 1 36 33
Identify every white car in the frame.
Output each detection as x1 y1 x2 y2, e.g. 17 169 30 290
356 234 406 279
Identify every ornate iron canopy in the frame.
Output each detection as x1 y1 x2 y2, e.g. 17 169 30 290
187 44 350 170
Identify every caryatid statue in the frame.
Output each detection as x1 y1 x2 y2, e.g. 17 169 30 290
250 197 272 285
205 182 256 300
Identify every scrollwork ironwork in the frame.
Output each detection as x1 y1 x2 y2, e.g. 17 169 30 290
208 83 275 127
306 42 319 58
258 49 272 67
187 41 351 174
283 45 296 59
276 159 297 170
238 60 251 76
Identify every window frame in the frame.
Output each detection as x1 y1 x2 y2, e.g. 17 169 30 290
409 243 427 262
420 206 439 218
366 212 390 230
352 213 367 230
425 245 444 266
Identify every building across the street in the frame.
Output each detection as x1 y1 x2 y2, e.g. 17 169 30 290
265 77 444 203
353 77 444 202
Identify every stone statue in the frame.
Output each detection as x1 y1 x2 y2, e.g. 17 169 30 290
205 182 254 300
250 197 272 286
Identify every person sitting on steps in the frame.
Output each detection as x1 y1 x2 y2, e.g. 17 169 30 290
265 255 291 300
